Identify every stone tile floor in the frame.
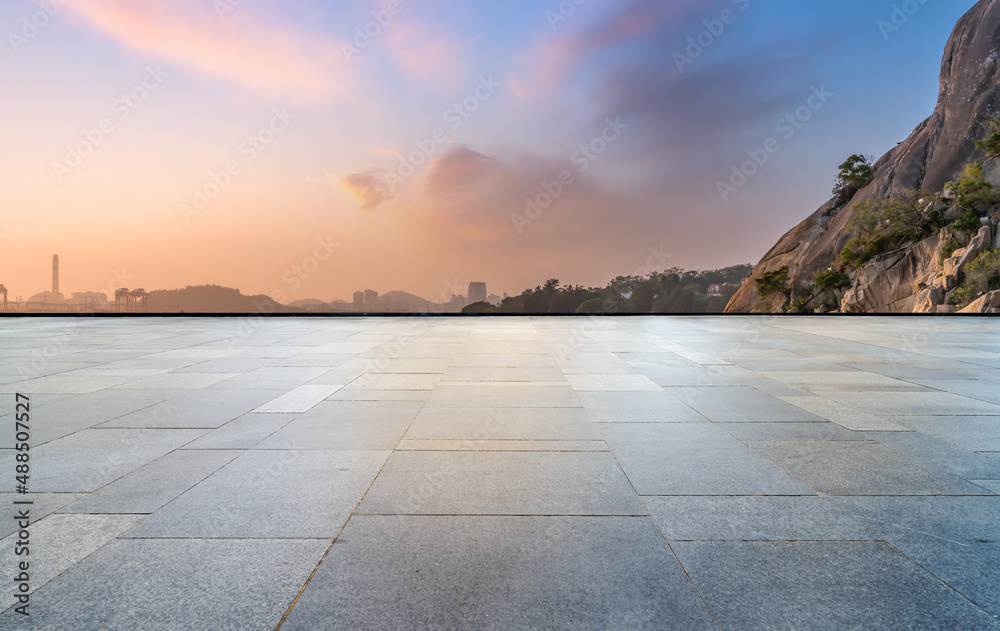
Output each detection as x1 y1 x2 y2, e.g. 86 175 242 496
0 316 998 630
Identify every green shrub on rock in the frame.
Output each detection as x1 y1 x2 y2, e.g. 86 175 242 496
946 161 999 218
814 270 851 292
952 249 1000 307
755 266 789 298
954 211 984 236
841 190 943 267
940 237 963 264
974 118 1000 159
833 154 874 198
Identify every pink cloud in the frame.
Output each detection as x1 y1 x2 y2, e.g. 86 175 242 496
400 146 643 250
68 0 351 101
424 147 498 197
337 170 393 212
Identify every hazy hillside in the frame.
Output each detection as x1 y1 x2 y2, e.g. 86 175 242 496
147 285 292 313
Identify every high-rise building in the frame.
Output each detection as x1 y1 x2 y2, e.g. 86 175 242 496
52 255 59 295
353 291 365 305
364 290 379 305
468 282 487 304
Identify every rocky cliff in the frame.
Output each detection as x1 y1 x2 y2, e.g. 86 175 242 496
727 0 1000 314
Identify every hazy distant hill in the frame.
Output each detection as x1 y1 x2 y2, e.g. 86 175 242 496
379 291 433 310
147 285 292 313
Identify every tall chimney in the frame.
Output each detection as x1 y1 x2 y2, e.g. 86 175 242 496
52 254 59 295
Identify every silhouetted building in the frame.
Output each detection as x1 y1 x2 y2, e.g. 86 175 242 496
353 291 365 305
468 282 487 304
364 290 379 305
52 254 59 295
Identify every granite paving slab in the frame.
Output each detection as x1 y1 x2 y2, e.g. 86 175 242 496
672 541 1000 630
676 387 827 423
0 539 329 630
405 407 600 440
894 416 1000 452
0 514 144 611
123 450 390 538
0 429 207 493
645 496 871 541
577 391 706 423
280 516 716 631
830 496 1000 617
357 451 645 515
60 450 240 514
424 384 582 408
749 440 994 496
181 413 297 450
598 423 811 496
0 493 85 538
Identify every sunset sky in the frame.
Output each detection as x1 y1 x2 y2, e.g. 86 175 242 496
0 0 977 303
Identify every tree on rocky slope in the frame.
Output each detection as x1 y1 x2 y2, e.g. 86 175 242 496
832 154 874 198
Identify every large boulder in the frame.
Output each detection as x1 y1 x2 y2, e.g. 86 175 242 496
958 290 1000 313
942 225 995 291
984 157 1000 188
728 0 1000 313
840 231 950 313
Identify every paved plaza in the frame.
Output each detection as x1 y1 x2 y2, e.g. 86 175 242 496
0 316 998 630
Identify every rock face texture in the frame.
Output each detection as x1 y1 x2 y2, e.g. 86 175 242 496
727 0 1000 313
959 289 1000 312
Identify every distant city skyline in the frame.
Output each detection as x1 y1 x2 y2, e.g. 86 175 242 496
0 0 978 301
0 252 492 309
